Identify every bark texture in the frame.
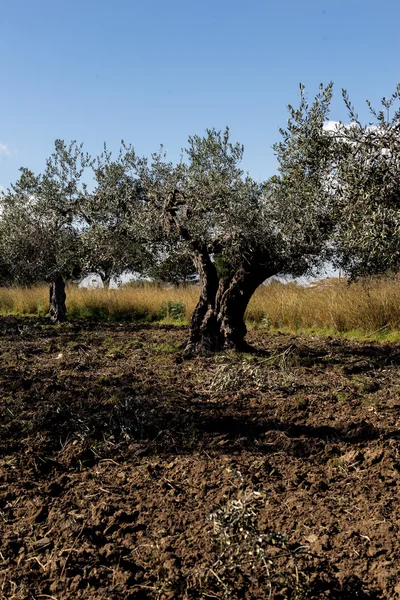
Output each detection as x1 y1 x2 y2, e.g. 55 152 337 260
49 275 67 324
185 256 272 354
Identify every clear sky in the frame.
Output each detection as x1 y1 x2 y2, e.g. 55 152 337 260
1 0 399 191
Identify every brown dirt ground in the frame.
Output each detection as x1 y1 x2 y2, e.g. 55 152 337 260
1 317 400 599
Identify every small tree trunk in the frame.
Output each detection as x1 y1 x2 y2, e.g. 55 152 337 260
49 275 67 324
101 266 114 289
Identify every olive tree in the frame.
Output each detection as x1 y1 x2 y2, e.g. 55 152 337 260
80 144 153 287
0 140 90 322
132 84 336 353
328 85 400 278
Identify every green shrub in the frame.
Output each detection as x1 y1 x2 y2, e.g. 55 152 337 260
160 300 186 321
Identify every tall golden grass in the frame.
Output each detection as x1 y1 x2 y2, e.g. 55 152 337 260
1 278 400 338
0 283 198 322
249 278 400 337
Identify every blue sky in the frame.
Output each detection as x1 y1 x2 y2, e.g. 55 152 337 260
1 0 399 191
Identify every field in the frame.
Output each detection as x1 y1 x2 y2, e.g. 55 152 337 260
2 277 400 340
1 316 400 598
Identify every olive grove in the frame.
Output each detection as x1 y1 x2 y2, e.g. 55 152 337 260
1 82 400 345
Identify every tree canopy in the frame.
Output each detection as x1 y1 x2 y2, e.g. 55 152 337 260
78 143 154 287
328 85 400 278
0 141 90 285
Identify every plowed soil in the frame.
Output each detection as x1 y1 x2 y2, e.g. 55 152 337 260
1 317 400 599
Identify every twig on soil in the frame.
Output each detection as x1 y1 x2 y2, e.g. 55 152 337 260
26 556 47 570
257 345 294 364
99 458 120 466
60 518 88 579
208 568 228 590
131 543 155 556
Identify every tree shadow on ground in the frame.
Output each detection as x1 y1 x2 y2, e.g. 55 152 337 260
1 317 399 468
255 337 400 373
0 315 182 341
307 574 382 599
0 365 387 467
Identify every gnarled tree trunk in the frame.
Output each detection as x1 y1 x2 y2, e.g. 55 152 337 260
185 255 273 354
49 275 67 324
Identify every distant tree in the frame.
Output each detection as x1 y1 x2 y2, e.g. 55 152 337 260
0 140 159 322
148 242 196 286
80 144 153 287
0 222 12 286
131 84 336 353
328 85 400 279
0 140 91 322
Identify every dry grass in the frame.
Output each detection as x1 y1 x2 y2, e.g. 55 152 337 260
0 283 198 322
66 284 199 322
1 277 400 339
249 278 400 337
0 285 49 317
